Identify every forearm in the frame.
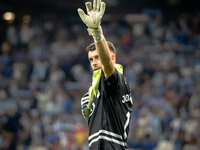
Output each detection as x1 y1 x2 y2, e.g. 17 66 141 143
96 38 113 65
95 36 115 78
88 27 111 64
88 26 114 66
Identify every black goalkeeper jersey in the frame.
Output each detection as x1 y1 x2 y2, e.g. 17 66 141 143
87 68 133 150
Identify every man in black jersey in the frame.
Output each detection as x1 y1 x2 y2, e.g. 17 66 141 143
78 0 133 149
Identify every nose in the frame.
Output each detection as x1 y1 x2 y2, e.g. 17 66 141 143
92 58 97 66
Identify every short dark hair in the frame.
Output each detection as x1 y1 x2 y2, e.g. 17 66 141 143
86 41 116 54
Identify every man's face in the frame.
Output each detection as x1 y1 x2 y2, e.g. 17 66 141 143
88 50 102 71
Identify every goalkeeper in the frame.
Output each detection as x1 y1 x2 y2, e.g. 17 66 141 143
78 0 133 149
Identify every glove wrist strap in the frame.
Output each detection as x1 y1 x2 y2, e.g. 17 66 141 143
87 27 104 42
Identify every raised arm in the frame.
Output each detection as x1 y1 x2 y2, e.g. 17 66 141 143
78 0 115 78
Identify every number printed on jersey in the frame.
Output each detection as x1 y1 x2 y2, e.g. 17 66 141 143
122 94 133 104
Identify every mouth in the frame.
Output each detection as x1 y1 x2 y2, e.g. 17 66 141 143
93 68 100 71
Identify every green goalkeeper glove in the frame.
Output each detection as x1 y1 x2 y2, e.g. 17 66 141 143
78 0 106 42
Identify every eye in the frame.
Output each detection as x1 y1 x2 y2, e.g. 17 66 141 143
89 58 93 62
95 55 99 60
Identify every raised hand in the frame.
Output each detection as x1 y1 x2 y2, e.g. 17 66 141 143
78 0 106 29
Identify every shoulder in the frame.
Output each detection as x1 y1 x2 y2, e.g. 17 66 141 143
102 68 126 87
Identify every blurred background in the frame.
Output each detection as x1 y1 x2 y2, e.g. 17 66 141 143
0 0 200 150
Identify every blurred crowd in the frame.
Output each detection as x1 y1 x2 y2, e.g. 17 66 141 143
0 9 200 150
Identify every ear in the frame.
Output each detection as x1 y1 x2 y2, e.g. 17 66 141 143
111 54 115 63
